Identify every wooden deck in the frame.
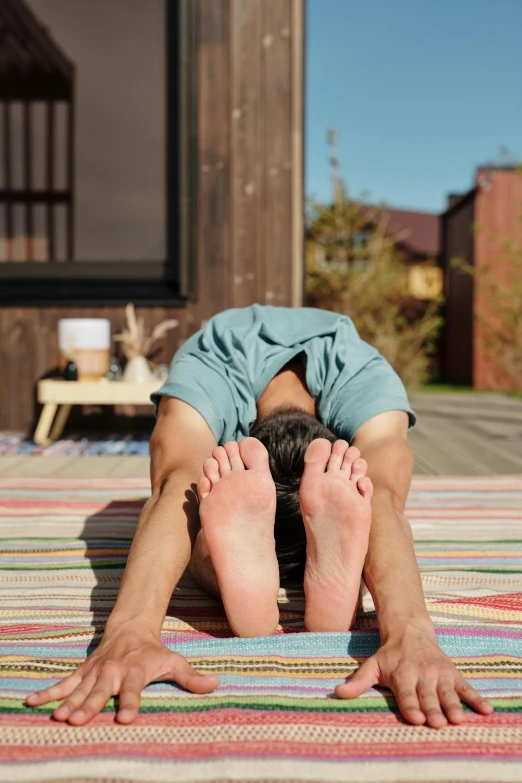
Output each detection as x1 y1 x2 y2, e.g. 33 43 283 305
0 454 150 479
408 391 522 476
0 392 521 479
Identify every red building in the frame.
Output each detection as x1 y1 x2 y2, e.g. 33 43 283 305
441 167 522 389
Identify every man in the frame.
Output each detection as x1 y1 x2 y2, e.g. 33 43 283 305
27 305 493 728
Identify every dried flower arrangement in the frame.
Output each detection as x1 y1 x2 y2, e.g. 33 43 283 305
114 304 178 360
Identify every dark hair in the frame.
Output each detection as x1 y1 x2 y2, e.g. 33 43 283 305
250 409 336 581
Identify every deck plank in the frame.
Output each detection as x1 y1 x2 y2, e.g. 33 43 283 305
0 455 150 478
0 456 27 475
409 392 522 475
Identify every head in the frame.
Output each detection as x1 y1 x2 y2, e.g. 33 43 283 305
249 408 336 581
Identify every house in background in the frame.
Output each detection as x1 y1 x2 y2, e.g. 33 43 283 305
0 0 305 432
306 204 442 301
374 207 442 300
440 167 522 390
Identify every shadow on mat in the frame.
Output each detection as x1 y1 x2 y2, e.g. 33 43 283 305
78 497 148 656
78 486 241 655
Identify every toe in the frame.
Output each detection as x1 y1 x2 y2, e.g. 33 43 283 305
212 445 231 476
357 476 373 500
203 457 220 487
303 438 332 476
223 441 245 471
350 457 368 483
327 440 349 472
238 437 270 471
341 446 360 474
197 476 211 502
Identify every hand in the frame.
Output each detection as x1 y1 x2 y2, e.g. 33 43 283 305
335 622 493 728
25 620 219 725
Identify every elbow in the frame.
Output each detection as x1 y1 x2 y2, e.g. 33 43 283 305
151 467 198 501
373 486 407 516
394 437 415 472
371 440 414 514
151 472 177 500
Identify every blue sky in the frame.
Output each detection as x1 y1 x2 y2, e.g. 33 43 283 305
306 0 522 213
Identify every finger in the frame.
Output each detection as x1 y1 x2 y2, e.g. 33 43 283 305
390 670 425 725
341 445 360 473
438 678 466 724
52 673 98 722
116 665 146 724
68 661 122 725
212 445 231 476
350 458 368 483
335 657 379 699
456 678 494 715
326 440 348 472
417 679 448 728
25 670 84 707
161 652 219 694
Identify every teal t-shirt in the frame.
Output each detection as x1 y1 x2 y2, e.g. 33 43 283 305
152 305 416 444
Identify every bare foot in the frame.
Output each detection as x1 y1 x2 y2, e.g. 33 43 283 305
197 438 280 637
300 438 373 632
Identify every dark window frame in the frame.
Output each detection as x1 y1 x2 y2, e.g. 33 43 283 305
0 0 196 306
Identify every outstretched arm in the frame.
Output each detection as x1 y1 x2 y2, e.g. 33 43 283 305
109 397 217 633
26 397 220 724
335 411 493 727
352 412 426 640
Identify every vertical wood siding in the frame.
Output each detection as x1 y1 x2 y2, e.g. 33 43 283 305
197 0 303 312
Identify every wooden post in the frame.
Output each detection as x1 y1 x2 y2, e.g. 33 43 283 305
290 0 304 307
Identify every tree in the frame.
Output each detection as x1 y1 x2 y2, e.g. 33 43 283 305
305 144 442 388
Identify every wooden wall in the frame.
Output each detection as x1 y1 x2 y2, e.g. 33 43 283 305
196 0 304 317
0 0 304 432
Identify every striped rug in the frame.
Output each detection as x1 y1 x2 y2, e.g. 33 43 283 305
0 476 521 782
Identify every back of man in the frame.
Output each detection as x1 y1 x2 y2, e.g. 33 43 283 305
152 304 415 444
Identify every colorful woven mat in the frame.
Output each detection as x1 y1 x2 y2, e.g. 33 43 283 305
0 476 521 782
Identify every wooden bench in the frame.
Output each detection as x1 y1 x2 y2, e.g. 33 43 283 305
34 379 161 446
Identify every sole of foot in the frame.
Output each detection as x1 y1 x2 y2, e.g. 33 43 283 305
300 438 373 632
197 437 280 637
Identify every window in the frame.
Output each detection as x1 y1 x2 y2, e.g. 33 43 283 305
0 0 196 304
407 265 443 300
350 230 371 251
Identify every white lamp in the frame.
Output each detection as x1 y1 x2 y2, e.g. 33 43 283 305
58 318 111 381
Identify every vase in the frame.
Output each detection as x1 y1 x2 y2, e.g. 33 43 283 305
58 318 111 381
122 356 154 384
